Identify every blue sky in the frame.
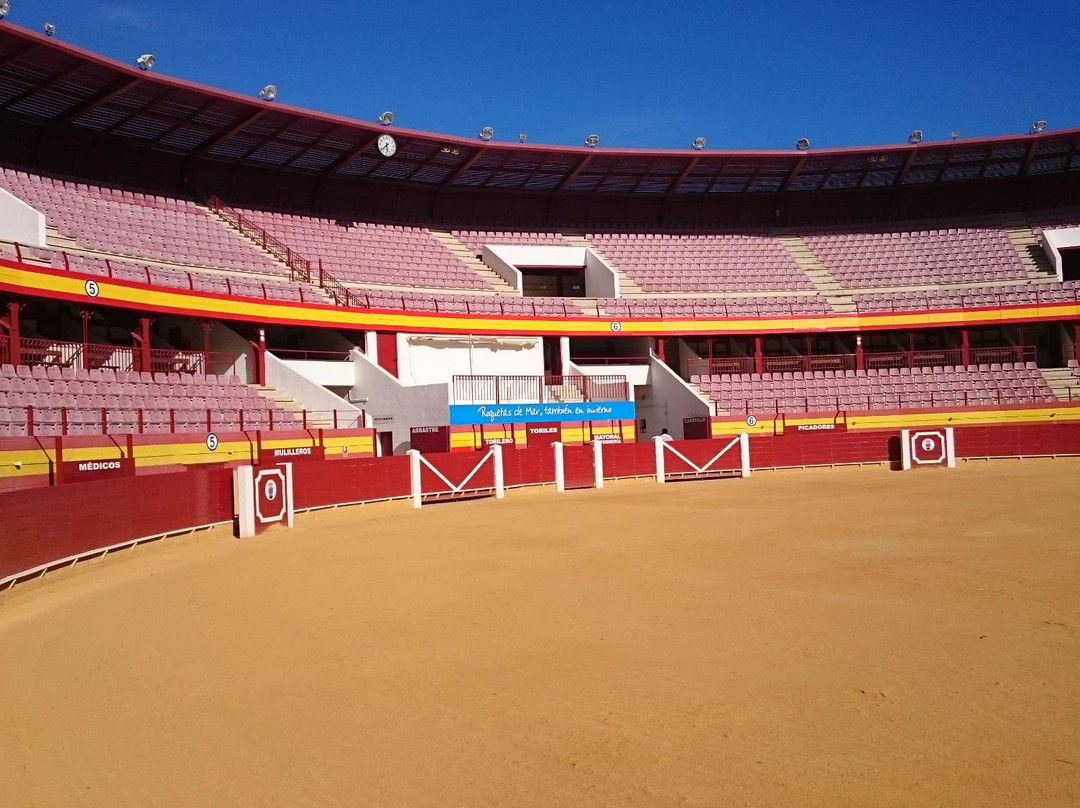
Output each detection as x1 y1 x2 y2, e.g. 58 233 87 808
12 0 1080 150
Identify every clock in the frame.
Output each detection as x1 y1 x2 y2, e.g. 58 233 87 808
377 134 397 157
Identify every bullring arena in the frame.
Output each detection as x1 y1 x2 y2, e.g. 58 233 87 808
1 11 1080 807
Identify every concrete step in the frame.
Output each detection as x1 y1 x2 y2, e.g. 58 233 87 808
564 233 645 295
428 229 518 293
254 386 337 427
1005 225 1055 279
1041 368 1080 402
776 234 850 313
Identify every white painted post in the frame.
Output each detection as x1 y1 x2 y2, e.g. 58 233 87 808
492 444 505 499
593 438 604 489
654 435 666 484
900 429 912 470
553 441 565 492
945 427 956 468
407 449 423 508
234 465 255 538
283 463 295 527
739 432 751 477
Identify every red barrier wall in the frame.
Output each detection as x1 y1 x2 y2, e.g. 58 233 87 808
0 466 233 582
420 451 496 496
749 429 896 469
602 442 655 480
954 421 1080 459
503 446 556 488
563 445 595 489
291 455 411 510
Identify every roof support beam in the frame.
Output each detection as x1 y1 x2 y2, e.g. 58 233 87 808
99 86 178 136
0 59 89 113
190 107 270 160
777 156 807 194
893 149 918 187
1018 138 1040 176
553 155 593 193
46 75 142 129
439 149 485 188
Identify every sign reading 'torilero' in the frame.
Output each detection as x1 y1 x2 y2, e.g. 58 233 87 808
449 401 636 426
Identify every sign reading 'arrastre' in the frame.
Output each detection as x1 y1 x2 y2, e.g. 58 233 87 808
450 401 636 426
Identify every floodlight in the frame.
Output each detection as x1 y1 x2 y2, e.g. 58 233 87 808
518 133 527 143
908 129 923 144
135 53 156 71
377 111 394 126
0 1 10 19
1032 119 1047 133
584 134 599 148
258 84 277 101
951 130 959 140
43 22 55 36
478 126 494 141
795 137 810 150
691 137 706 150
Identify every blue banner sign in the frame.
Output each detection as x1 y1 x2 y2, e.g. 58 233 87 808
449 400 636 425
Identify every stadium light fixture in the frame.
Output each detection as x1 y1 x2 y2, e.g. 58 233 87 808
518 133 527 144
796 138 810 151
135 53 156 71
584 134 599 148
43 22 56 36
951 130 959 140
478 126 494 142
0 1 10 20
1031 119 1047 133
691 137 706 150
907 129 923 144
258 84 278 101
377 111 394 126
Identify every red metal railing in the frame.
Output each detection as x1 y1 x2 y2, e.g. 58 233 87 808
569 355 654 365
0 407 366 437
689 346 1038 378
268 348 353 361
453 374 630 404
713 386 1069 416
8 337 236 375
207 196 313 283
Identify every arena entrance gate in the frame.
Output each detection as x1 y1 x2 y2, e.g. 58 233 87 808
408 445 505 506
654 434 750 483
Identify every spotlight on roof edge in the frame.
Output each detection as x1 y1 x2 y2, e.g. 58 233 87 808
907 129 923 144
377 111 394 126
135 54 156 71
0 1 10 19
518 133 527 144
258 84 278 101
1032 119 1047 133
951 130 960 140
43 22 56 36
796 137 810 151
478 126 494 142
691 137 706 150
584 134 599 148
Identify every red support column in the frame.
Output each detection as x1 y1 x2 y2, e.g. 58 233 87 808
257 328 267 385
855 334 865 371
5 302 21 366
136 316 151 375
1074 323 1080 363
202 321 212 375
657 338 666 363
961 328 970 368
754 336 763 375
81 310 91 371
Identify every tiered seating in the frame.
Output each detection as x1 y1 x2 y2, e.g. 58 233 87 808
0 365 298 436
599 295 830 319
587 232 812 292
239 210 490 289
852 282 1080 312
452 230 573 254
804 226 1027 287
0 169 285 275
694 364 1054 414
0 242 316 303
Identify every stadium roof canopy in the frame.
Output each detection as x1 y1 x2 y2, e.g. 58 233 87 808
1 22 1078 226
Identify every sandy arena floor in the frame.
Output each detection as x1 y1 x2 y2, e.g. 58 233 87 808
1 460 1079 807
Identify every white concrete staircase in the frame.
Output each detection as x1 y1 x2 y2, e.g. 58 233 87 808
428 229 518 293
1041 367 1080 403
254 385 340 429
563 233 647 295
776 234 855 313
1003 221 1055 279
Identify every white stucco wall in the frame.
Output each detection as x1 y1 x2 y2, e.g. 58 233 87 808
352 349 450 453
265 353 364 426
396 333 545 386
1042 227 1080 280
0 188 46 247
635 356 711 440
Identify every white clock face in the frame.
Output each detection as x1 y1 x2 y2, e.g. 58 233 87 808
377 134 397 157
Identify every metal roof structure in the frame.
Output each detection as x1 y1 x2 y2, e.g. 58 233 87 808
1 22 1078 224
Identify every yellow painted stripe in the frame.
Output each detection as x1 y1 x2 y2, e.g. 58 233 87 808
4 260 1078 337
